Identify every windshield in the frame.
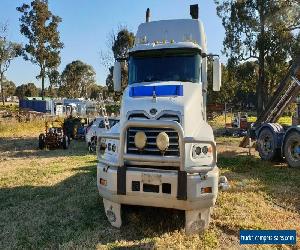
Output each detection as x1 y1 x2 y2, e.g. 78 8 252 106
128 50 201 84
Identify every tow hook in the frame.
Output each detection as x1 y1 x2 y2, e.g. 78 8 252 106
219 176 229 191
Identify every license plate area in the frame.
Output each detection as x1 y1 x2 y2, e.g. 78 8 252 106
141 173 162 185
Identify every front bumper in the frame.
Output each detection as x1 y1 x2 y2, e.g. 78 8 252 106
97 164 219 211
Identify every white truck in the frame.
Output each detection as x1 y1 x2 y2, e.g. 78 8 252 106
97 5 225 234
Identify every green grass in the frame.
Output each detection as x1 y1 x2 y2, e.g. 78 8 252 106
0 125 299 249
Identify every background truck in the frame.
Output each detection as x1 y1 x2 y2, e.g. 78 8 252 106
96 5 225 234
240 56 300 167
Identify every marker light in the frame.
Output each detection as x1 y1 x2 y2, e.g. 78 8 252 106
134 131 147 150
156 132 169 151
201 187 212 194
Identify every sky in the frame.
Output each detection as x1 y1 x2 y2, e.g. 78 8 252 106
0 0 225 87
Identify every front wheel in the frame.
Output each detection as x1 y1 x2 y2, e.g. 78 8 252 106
284 131 300 168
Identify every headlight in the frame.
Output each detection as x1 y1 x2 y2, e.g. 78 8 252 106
195 146 201 156
134 131 147 150
156 132 169 151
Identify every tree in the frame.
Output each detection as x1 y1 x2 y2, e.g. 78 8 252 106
112 29 135 60
106 66 114 93
17 0 63 100
60 60 96 98
0 23 22 105
15 84 27 99
25 82 39 97
208 60 259 111
88 83 104 100
2 80 16 99
103 27 135 99
208 63 238 105
215 0 300 115
15 82 39 99
47 69 60 92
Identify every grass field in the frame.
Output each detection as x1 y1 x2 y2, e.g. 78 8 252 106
0 123 299 249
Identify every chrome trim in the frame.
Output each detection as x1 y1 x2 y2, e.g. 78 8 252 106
124 153 180 164
120 120 185 169
97 133 120 140
126 110 151 120
126 110 182 123
125 160 179 167
98 119 217 172
154 110 182 123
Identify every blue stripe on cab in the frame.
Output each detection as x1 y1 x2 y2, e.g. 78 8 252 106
129 85 183 97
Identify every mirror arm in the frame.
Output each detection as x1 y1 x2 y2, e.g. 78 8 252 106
202 53 219 60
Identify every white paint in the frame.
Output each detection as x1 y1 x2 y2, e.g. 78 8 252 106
97 16 221 233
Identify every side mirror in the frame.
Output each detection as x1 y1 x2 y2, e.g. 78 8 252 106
213 57 221 91
113 61 122 92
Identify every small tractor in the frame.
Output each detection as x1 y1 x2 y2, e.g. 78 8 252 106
39 120 69 150
63 116 87 140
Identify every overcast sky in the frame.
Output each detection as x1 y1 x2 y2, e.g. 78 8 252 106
0 0 225 87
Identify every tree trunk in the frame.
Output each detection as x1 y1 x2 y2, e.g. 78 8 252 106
0 73 5 105
257 1 266 116
41 72 45 100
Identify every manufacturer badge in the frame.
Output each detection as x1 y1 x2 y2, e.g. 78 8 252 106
150 108 157 115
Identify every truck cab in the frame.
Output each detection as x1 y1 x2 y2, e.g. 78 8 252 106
97 5 223 234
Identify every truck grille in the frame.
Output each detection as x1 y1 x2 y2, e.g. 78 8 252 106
126 127 179 156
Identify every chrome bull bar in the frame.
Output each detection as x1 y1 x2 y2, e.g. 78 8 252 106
97 119 217 173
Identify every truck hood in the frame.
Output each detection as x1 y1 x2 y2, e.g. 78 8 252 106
120 81 210 138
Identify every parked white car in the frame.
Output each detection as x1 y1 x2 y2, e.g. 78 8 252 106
85 117 119 152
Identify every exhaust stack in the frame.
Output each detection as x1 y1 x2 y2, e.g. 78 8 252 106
146 8 150 22
190 4 199 19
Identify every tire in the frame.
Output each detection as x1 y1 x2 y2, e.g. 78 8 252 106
257 128 281 161
62 136 69 149
39 134 45 149
283 131 300 168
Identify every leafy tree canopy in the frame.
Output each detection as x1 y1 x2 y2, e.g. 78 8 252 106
15 82 39 99
105 27 135 100
0 23 22 104
215 0 300 114
1 80 16 99
60 60 96 98
17 0 63 99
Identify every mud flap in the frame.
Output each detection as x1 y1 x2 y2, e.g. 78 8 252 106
185 208 211 235
103 198 122 228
